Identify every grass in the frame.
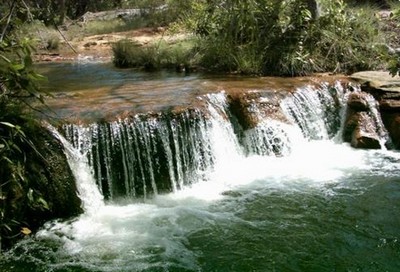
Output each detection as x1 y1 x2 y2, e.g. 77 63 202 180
112 38 198 71
17 20 61 51
83 17 150 36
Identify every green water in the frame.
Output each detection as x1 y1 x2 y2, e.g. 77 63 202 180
1 146 399 272
3 63 397 271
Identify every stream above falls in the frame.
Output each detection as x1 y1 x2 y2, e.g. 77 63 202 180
36 62 340 122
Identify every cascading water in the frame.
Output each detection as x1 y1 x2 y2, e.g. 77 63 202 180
280 82 345 140
2 80 400 272
46 124 104 214
63 92 244 200
61 82 351 202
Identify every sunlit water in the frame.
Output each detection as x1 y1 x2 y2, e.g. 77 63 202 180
35 62 326 122
1 64 399 271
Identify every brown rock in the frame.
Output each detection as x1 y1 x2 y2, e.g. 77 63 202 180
347 92 371 111
379 99 400 112
382 113 400 148
344 111 383 149
352 111 382 149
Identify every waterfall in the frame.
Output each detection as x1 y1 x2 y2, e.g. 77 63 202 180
59 82 385 201
280 82 346 140
240 82 346 157
46 124 104 214
63 92 243 200
353 88 390 147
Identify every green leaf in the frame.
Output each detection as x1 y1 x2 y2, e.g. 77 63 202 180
0 55 11 63
0 122 16 128
37 197 50 210
3 224 12 232
12 63 25 71
27 188 34 202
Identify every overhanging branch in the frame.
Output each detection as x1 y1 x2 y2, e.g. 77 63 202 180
0 0 16 42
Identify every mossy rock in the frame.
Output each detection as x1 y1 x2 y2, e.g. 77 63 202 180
1 121 82 249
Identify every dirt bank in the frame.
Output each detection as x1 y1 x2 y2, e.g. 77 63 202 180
35 27 186 62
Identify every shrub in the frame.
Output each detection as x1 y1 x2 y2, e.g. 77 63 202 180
46 34 60 50
180 0 385 75
84 17 149 36
307 1 385 74
113 38 197 71
0 36 49 250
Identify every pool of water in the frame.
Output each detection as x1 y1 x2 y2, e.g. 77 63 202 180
2 62 398 272
1 141 399 272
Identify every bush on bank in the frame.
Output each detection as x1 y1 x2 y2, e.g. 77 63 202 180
113 38 198 71
113 0 388 76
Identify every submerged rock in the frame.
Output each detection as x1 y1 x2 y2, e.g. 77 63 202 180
227 91 288 130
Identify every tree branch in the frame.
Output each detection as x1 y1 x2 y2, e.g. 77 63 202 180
0 0 16 42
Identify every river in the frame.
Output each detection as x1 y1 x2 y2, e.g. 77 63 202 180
1 62 399 271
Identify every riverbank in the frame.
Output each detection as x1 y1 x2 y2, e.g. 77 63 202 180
34 26 187 63
33 3 400 76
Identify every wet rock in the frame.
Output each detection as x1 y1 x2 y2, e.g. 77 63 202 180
350 71 400 149
380 99 400 112
347 92 370 111
350 112 382 149
227 91 288 130
342 91 387 149
2 122 82 249
382 114 400 148
227 92 261 130
342 109 360 143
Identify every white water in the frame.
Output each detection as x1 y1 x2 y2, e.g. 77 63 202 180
32 84 400 271
47 124 104 215
38 126 400 271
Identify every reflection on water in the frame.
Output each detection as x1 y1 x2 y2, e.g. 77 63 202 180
36 62 333 122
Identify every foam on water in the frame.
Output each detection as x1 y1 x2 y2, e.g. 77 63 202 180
31 137 400 272
20 84 400 271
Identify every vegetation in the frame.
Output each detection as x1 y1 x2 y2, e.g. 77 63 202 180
184 0 387 75
384 4 400 76
113 38 197 71
110 0 390 75
0 1 53 249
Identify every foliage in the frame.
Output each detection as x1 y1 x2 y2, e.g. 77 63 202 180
385 5 400 76
309 1 385 74
113 38 197 71
0 1 50 250
82 17 147 36
178 0 385 75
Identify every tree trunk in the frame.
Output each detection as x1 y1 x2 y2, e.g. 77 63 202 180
58 0 65 24
75 0 88 18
